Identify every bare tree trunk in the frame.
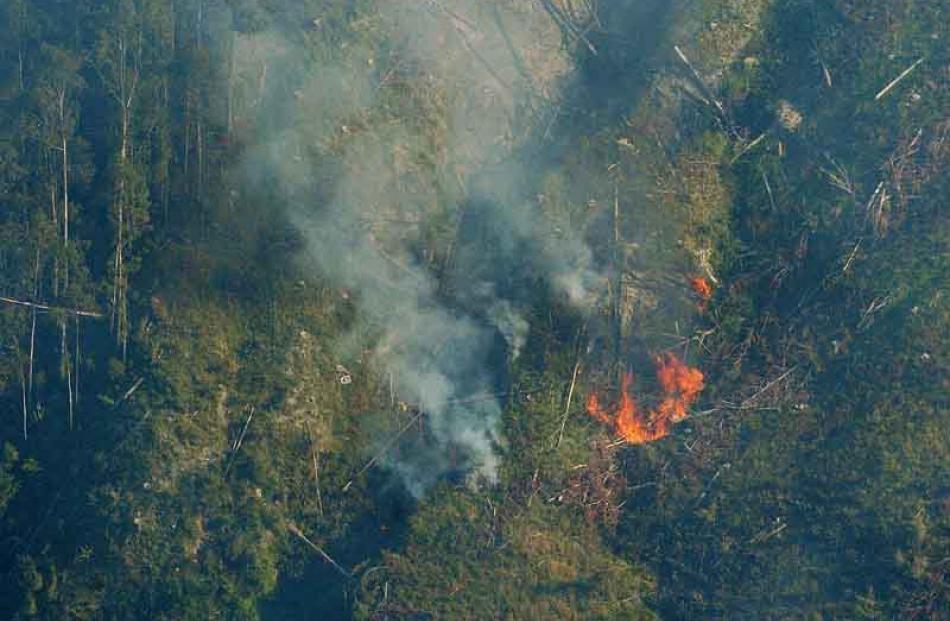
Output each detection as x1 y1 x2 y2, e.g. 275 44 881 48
111 232 119 328
28 310 36 402
184 102 190 177
29 247 40 405
197 0 204 49
74 314 80 405
59 81 70 247
15 1 25 94
62 135 69 244
108 31 139 362
20 364 28 440
60 85 71 293
197 118 204 192
50 182 59 298
162 77 171 227
112 171 125 350
17 46 24 93
50 182 57 225
62 321 73 430
227 34 235 145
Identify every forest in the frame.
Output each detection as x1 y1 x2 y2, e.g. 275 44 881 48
0 1 946 619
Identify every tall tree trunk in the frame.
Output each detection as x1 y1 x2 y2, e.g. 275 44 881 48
60 81 69 247
197 0 204 49
118 199 126 359
74 314 80 406
50 183 60 298
29 247 40 406
49 182 57 227
28 310 36 403
15 1 24 94
17 46 24 93
60 84 70 293
197 118 204 193
62 320 73 430
227 34 235 145
62 136 68 244
20 363 28 440
184 102 190 177
108 29 140 361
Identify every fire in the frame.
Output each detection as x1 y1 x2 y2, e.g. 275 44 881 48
586 354 704 445
690 276 713 311
585 392 612 426
655 352 705 421
690 276 713 300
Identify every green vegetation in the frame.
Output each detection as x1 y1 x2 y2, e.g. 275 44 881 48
356 489 656 621
0 1 946 620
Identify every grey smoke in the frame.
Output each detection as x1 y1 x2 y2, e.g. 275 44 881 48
488 300 530 362
235 1 599 493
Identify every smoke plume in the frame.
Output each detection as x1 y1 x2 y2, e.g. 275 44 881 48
233 1 597 494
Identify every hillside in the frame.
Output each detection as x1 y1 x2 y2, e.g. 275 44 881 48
0 1 946 619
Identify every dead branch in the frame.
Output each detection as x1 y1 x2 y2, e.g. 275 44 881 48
865 181 885 214
225 406 255 475
554 360 582 448
820 155 855 195
749 520 787 544
864 180 890 234
730 132 768 165
695 465 724 504
886 128 926 209
692 366 798 418
738 366 797 408
673 45 726 121
842 240 862 274
0 296 103 318
820 59 832 88
762 172 777 210
343 409 425 492
425 1 513 96
288 522 354 580
874 57 925 101
858 294 891 330
115 376 145 408
539 0 598 55
307 423 325 517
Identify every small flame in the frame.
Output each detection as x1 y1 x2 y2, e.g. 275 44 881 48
689 276 714 313
689 276 714 300
585 392 612 425
655 352 705 421
586 354 704 445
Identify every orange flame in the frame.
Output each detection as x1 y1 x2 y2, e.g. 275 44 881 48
655 352 705 422
690 276 714 301
586 354 704 445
